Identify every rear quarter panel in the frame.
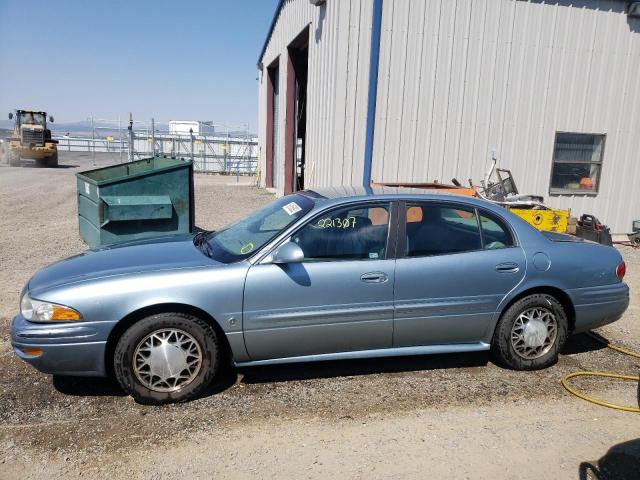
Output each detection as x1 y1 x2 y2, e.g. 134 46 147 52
492 230 628 338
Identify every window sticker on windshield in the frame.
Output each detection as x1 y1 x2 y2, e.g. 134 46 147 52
282 202 302 216
369 252 379 259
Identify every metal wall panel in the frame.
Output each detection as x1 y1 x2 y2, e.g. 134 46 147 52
342 0 372 185
371 0 640 232
259 0 639 232
258 0 373 195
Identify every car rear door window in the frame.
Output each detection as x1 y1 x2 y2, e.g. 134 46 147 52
405 203 482 256
479 213 514 249
292 204 391 261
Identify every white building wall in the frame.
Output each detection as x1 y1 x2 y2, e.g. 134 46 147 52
372 0 640 233
169 121 201 136
258 0 373 193
259 0 640 232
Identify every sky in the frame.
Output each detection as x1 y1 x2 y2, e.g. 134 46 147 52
0 0 279 131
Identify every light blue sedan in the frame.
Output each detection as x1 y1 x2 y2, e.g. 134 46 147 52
11 188 629 404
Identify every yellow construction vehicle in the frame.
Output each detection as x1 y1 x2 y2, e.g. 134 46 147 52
0 110 58 167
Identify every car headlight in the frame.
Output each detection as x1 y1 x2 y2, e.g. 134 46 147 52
20 295 81 322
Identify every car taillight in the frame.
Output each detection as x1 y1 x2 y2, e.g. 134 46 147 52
616 261 626 280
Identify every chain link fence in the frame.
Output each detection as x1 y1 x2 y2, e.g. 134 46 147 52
53 118 258 175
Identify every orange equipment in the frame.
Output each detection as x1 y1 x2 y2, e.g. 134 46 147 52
371 181 477 197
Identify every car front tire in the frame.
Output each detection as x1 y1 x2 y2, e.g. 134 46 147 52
113 313 220 405
492 294 568 370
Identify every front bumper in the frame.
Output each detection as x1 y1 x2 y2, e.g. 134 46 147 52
10 314 116 377
17 144 57 160
9 140 57 160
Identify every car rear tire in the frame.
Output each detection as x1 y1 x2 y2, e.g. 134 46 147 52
492 294 568 370
113 313 220 405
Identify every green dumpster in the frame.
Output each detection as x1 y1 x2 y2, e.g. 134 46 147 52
76 157 195 247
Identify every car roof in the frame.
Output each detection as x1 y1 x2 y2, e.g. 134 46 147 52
303 186 500 210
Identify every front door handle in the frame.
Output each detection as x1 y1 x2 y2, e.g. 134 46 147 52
495 262 520 273
360 272 388 283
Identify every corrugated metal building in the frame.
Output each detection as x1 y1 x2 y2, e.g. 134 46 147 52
257 0 640 233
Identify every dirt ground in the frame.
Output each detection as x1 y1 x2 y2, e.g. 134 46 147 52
0 152 639 479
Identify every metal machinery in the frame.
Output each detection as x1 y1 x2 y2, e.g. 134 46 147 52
478 157 570 234
0 110 58 167
371 180 477 197
630 220 640 246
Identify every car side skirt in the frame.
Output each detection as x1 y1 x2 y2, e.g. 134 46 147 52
234 342 491 367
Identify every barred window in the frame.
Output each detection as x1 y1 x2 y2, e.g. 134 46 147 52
550 133 605 194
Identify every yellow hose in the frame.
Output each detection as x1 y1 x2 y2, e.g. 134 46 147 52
561 332 640 413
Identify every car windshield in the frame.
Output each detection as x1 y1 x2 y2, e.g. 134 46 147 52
18 112 46 126
197 194 314 263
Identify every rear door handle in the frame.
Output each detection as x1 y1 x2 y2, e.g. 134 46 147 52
360 272 388 283
495 262 520 273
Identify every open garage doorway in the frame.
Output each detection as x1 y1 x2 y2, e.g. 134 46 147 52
265 59 279 189
285 27 309 193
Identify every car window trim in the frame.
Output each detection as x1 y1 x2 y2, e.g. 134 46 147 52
388 201 400 260
259 199 398 264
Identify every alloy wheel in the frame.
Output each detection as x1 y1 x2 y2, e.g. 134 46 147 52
510 307 558 360
133 328 203 392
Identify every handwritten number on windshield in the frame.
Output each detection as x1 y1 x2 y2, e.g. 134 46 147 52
314 217 357 229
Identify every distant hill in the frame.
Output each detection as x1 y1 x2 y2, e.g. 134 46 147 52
0 118 99 133
0 119 255 138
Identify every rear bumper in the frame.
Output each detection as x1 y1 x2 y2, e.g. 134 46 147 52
10 314 114 377
569 282 630 333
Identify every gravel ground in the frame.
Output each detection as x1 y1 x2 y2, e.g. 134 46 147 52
0 152 639 479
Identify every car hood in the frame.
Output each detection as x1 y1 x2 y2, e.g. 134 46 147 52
27 234 218 293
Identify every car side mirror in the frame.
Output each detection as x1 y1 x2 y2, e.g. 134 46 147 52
49 116 54 123
8 113 13 120
271 241 304 264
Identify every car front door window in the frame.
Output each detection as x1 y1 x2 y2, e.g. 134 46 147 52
292 204 391 261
